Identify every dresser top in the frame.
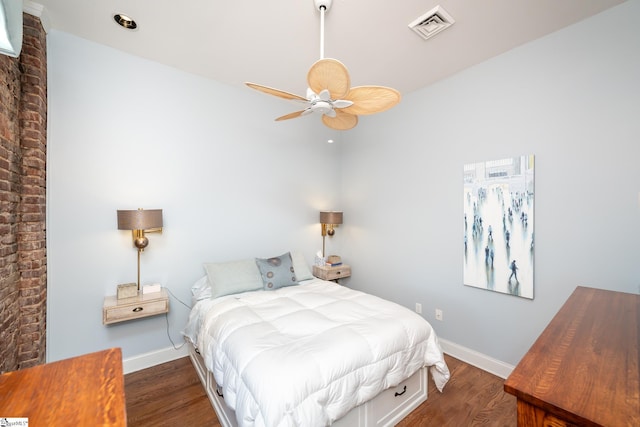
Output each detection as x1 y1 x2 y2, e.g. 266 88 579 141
0 347 126 426
504 286 639 426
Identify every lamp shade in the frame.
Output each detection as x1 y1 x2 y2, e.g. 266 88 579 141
320 211 343 225
117 209 163 230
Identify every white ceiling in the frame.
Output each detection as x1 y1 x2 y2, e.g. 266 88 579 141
33 0 625 96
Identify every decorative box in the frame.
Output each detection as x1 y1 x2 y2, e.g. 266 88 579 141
327 255 342 264
117 282 138 299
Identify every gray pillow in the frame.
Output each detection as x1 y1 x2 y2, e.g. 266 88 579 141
255 252 299 290
203 259 264 298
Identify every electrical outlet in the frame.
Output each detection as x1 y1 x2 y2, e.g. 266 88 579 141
435 308 443 321
415 303 422 314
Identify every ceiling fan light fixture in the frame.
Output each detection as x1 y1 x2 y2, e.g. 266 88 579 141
311 101 333 115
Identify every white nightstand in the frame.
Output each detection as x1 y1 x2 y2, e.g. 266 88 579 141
103 288 169 325
313 264 351 282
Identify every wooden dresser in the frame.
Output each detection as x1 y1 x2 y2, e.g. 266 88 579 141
504 286 639 426
0 347 127 426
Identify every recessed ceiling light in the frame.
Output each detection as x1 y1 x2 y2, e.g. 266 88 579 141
327 139 334 144
114 13 137 30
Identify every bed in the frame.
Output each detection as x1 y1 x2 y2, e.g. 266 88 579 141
183 252 450 427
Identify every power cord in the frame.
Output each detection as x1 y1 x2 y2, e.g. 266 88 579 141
165 287 191 309
163 287 192 350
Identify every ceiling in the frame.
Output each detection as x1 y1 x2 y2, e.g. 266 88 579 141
33 0 625 96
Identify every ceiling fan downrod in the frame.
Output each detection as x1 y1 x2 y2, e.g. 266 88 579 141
314 0 333 60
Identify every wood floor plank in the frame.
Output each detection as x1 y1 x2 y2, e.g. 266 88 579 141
398 355 516 426
125 353 516 426
125 356 220 427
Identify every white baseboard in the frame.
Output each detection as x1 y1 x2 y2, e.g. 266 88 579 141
439 338 514 379
123 345 189 374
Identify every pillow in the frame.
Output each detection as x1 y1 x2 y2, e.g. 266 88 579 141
255 252 299 290
191 275 211 301
290 251 314 281
203 259 264 298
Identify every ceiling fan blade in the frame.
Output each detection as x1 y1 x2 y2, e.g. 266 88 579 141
275 110 306 121
322 110 358 130
308 58 350 100
246 82 308 102
341 86 401 115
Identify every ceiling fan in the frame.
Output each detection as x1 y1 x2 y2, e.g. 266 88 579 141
245 0 401 131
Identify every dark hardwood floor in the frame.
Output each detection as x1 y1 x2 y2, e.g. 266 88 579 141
125 354 516 426
397 355 516 426
124 356 220 426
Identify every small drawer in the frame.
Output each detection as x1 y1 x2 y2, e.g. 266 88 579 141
371 367 427 426
313 265 351 281
188 345 208 387
328 267 350 279
103 289 169 325
105 299 167 323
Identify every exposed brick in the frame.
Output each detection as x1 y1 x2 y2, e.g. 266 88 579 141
0 13 47 372
0 244 19 257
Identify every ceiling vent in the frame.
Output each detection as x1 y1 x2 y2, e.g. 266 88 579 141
408 5 455 41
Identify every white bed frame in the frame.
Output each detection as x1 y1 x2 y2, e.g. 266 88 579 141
188 343 428 427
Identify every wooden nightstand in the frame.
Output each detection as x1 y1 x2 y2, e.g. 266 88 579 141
103 288 169 325
313 264 351 282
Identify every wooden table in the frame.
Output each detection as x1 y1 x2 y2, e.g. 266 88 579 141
504 286 639 426
0 347 127 426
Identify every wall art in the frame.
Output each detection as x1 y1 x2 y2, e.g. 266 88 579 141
464 155 534 299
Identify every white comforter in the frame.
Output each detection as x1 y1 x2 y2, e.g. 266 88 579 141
184 279 449 427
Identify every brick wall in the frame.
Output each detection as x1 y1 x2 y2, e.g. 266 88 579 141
0 13 47 372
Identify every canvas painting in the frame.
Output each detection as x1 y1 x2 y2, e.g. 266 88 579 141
463 155 534 299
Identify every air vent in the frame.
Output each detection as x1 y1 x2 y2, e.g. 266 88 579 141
408 5 455 41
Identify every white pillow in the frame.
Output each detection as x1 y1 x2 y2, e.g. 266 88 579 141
203 259 264 299
191 275 211 301
290 251 313 281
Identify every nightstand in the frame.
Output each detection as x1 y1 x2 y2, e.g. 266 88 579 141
103 288 169 325
313 264 351 282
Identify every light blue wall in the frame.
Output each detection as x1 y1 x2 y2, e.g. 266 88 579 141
339 0 640 365
46 31 343 361
47 1 640 366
